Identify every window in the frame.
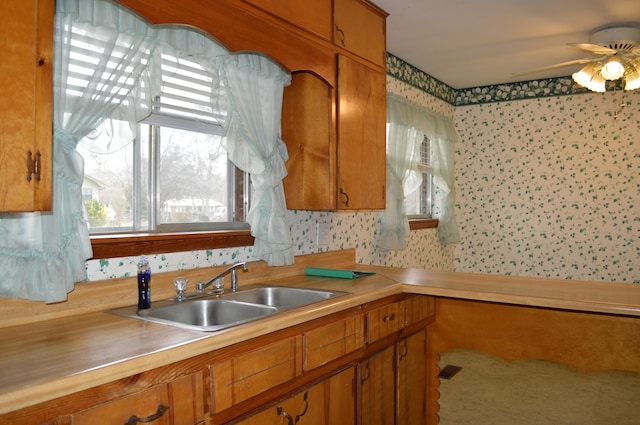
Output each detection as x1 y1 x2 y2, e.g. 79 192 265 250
403 135 433 219
78 54 250 234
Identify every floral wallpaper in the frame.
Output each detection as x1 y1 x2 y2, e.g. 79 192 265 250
455 91 639 283
85 54 638 284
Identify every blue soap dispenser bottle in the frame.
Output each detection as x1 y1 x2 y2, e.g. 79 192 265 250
137 255 151 309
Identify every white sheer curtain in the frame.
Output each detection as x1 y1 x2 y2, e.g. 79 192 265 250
0 0 158 303
378 122 422 250
217 54 294 266
378 94 460 250
0 0 293 303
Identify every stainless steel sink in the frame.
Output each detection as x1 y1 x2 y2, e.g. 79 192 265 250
223 286 340 307
108 285 347 332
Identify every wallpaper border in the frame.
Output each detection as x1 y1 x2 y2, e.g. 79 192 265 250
386 53 623 106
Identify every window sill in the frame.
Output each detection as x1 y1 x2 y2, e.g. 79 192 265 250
90 230 254 260
409 218 439 230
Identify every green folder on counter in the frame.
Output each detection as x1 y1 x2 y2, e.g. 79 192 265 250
305 267 376 279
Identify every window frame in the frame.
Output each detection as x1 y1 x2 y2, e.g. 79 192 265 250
405 134 438 230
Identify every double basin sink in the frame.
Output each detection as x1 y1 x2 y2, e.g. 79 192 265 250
109 285 348 332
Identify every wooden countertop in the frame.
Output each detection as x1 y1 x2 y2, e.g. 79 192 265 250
0 253 638 415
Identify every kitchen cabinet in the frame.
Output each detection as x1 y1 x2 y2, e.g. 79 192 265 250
303 310 364 370
336 55 387 209
358 295 433 425
234 367 356 425
334 0 387 65
211 335 303 414
397 329 427 425
282 57 386 210
242 0 332 40
358 345 395 425
0 0 53 212
70 372 205 425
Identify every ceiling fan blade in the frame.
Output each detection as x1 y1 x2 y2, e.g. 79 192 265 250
512 57 600 78
567 42 617 55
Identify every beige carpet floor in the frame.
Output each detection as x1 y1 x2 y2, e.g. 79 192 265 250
438 349 640 425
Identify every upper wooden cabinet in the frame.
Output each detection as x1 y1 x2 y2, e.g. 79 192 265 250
336 55 386 209
282 62 387 211
0 0 53 212
334 0 387 66
242 0 333 40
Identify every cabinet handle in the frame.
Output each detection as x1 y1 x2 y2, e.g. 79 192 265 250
276 407 294 425
295 391 309 423
335 25 345 46
360 361 371 384
26 150 42 182
399 340 408 360
382 313 395 323
339 187 350 207
124 404 169 425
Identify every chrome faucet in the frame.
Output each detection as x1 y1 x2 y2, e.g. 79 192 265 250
196 262 248 294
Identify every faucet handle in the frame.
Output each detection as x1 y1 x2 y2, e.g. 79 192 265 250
212 277 225 295
174 277 188 300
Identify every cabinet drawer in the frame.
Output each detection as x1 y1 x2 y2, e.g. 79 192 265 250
304 313 364 370
212 335 302 413
367 300 405 343
405 295 435 326
70 372 204 425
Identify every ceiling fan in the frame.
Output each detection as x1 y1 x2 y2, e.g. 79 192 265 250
514 23 640 92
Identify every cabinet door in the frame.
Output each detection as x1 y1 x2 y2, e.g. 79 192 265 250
337 55 386 210
282 72 336 210
398 330 427 425
334 0 386 65
0 0 53 212
358 346 394 425
243 0 332 40
235 367 355 425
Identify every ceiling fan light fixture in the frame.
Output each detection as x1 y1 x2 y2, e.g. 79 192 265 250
572 64 606 92
600 57 625 80
624 65 640 90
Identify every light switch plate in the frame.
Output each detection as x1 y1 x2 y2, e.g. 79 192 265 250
317 220 331 247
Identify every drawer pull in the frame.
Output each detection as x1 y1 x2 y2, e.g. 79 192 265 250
382 313 395 323
276 391 309 425
276 407 294 425
125 404 169 425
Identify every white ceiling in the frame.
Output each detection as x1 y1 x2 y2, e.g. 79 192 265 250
370 0 640 89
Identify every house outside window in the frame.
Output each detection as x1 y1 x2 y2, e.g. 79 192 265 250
78 54 250 234
404 134 433 219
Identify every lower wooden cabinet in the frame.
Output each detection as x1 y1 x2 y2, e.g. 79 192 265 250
398 329 427 425
70 371 205 425
357 330 427 425
2 295 434 425
234 367 356 425
358 345 395 425
212 335 303 413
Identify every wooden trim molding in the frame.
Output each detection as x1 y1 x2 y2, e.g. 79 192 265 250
90 231 254 259
409 218 438 230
